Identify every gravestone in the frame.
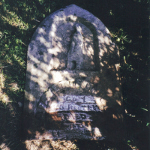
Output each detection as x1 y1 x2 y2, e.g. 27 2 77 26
24 4 124 141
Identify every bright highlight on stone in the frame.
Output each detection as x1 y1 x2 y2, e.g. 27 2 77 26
24 4 124 141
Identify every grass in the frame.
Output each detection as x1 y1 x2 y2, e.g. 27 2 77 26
0 0 149 149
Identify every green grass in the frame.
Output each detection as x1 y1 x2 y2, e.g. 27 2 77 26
0 0 149 149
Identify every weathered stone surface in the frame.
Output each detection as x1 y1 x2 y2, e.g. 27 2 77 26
24 4 125 141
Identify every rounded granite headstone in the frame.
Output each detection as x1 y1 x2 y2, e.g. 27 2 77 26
24 4 125 141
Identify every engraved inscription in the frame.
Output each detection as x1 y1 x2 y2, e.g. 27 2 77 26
42 124 106 140
42 95 101 112
58 112 92 121
58 103 100 111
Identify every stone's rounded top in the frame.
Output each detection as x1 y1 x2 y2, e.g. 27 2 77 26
31 4 109 41
26 3 121 112
28 4 114 73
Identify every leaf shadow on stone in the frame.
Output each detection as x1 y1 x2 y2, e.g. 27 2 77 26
1 0 149 149
23 8 131 149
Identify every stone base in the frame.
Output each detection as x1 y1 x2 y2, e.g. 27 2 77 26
23 109 125 141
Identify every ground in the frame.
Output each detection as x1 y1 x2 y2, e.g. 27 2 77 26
0 0 149 149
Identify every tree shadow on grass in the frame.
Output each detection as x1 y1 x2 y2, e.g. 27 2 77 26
0 0 149 150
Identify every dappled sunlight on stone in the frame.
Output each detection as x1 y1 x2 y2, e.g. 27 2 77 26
69 15 77 22
38 28 46 34
51 24 57 33
49 101 58 112
50 57 61 70
94 127 102 138
25 92 35 101
24 4 124 142
49 31 55 37
47 47 61 55
28 54 40 64
104 36 111 45
38 37 46 44
40 95 102 113
37 36 51 48
81 80 88 88
51 71 73 84
86 122 92 132
95 97 107 111
67 111 76 123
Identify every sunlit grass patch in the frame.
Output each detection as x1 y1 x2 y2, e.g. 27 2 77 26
0 10 29 30
13 54 26 68
110 28 132 45
0 65 23 106
8 82 19 92
0 70 5 88
25 140 78 150
0 71 11 105
0 93 11 105
0 30 27 69
0 70 5 94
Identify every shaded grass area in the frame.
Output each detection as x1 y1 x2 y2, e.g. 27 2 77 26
0 0 149 149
